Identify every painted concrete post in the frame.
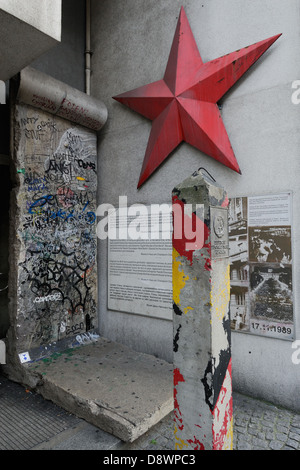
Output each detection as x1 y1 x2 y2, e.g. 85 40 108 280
172 168 232 451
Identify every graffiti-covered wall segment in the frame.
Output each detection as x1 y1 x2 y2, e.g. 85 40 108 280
13 107 97 353
10 70 106 357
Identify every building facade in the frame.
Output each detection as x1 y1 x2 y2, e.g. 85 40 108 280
1 0 300 412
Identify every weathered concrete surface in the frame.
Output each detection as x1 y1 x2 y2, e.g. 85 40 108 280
0 0 61 81
172 169 232 450
0 340 5 364
9 337 173 443
8 76 105 358
91 0 300 414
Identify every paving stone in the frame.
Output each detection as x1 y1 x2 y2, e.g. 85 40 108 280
262 420 275 428
265 431 276 440
237 439 252 450
251 437 266 447
291 419 300 428
276 424 290 433
276 432 288 443
289 431 300 441
235 424 247 434
269 440 284 450
285 438 299 449
248 427 259 437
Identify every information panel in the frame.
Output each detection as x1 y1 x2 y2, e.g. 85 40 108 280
229 192 294 340
108 205 173 320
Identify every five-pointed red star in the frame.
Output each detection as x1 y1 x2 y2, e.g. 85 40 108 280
113 7 281 188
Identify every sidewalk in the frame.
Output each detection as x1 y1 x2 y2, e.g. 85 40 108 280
1 372 300 451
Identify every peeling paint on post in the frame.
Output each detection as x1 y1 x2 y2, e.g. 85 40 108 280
172 168 232 451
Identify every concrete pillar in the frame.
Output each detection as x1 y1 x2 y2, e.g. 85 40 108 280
172 168 232 450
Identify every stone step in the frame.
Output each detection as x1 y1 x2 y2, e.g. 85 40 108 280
21 337 174 442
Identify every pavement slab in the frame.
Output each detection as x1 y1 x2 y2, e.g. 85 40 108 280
22 337 173 442
1 337 300 451
1 365 300 450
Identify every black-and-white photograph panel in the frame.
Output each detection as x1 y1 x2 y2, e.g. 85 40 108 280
229 193 294 340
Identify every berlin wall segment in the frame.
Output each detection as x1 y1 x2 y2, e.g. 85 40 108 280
9 102 98 361
172 169 232 450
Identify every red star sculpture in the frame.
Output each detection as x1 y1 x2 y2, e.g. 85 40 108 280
113 7 281 188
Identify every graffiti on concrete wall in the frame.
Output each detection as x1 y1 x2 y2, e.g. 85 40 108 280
12 104 98 354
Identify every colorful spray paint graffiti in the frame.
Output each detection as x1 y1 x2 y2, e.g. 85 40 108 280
11 104 98 355
172 169 232 450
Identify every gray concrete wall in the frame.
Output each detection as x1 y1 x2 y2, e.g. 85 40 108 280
0 164 10 339
91 0 300 410
0 105 10 339
0 0 61 40
0 0 61 81
31 0 86 92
